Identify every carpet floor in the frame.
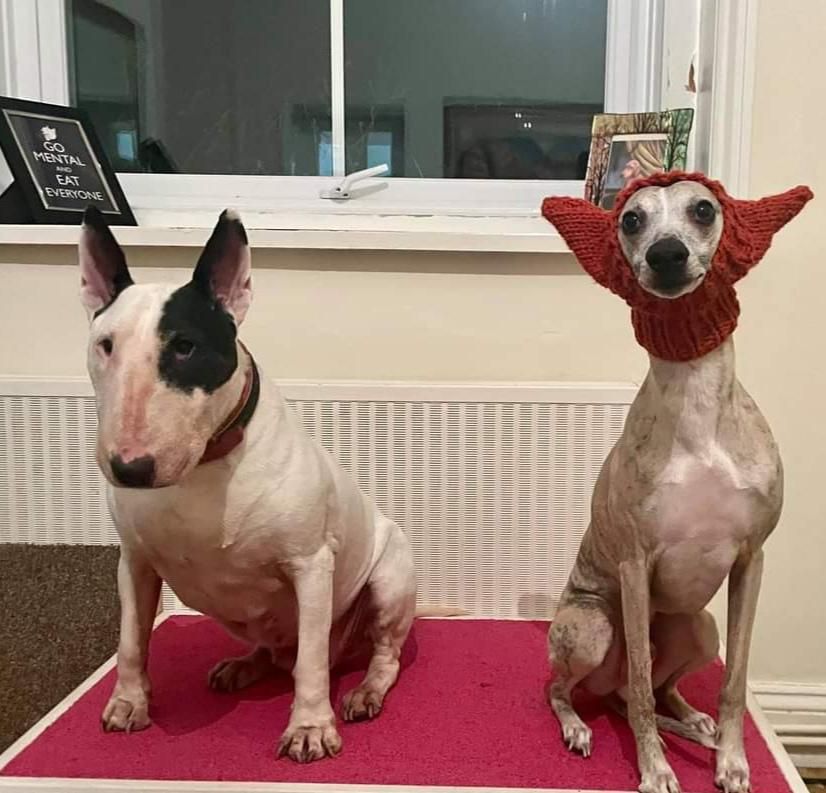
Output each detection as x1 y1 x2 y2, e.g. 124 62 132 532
0 544 120 752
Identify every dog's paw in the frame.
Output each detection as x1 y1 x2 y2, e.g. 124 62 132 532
683 710 717 738
101 689 151 733
715 750 750 793
639 762 681 793
277 719 342 763
208 654 270 693
342 685 384 722
684 710 717 738
562 722 592 757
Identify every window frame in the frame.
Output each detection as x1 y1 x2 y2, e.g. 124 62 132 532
0 0 755 239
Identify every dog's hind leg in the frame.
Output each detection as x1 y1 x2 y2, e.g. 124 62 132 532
547 595 614 757
208 646 275 692
342 519 415 722
650 610 719 740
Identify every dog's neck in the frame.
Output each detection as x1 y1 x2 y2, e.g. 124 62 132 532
199 343 260 464
645 337 736 447
630 276 741 363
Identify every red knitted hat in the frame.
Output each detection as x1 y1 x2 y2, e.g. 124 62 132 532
542 171 813 361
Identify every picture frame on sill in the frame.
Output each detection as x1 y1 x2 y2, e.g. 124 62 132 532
584 109 694 209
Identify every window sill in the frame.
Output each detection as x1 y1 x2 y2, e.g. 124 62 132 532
0 214 570 253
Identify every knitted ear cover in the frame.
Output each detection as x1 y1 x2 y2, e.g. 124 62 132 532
542 171 813 361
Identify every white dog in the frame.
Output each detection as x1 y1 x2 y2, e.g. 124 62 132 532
79 207 416 762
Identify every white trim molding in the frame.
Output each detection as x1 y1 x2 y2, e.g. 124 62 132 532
32 0 69 105
328 0 345 178
115 174 586 219
0 215 570 253
696 0 759 196
0 0 42 100
0 376 638 404
605 0 665 113
0 0 69 103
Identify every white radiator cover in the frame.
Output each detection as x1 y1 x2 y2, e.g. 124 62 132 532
0 378 634 619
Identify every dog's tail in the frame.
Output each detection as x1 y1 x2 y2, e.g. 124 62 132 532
607 695 717 749
415 605 469 618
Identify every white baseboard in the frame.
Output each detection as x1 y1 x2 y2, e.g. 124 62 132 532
752 681 826 769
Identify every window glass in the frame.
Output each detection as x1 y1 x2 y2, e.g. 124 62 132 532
343 0 607 178
68 0 331 175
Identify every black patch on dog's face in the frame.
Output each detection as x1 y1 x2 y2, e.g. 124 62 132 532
157 282 237 394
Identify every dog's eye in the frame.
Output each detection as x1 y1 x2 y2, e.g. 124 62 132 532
98 337 113 356
693 200 716 225
621 211 642 235
172 337 195 360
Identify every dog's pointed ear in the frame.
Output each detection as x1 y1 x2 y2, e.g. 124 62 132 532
79 206 133 316
541 196 615 287
719 185 813 281
192 209 252 325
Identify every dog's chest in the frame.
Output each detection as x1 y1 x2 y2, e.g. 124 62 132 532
114 485 299 631
647 437 774 613
148 523 288 617
614 350 783 614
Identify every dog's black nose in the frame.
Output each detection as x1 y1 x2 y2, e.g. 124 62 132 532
645 237 690 275
110 454 156 488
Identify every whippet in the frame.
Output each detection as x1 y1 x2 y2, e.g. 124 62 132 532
79 207 416 763
541 172 812 793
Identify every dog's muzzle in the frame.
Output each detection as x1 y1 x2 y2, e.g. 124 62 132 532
110 454 156 488
645 237 695 293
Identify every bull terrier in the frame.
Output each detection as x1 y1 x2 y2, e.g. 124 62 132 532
79 207 416 762
541 172 812 793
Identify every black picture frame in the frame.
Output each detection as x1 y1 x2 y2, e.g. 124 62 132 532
0 96 137 225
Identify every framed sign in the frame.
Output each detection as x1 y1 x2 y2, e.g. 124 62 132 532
0 96 136 225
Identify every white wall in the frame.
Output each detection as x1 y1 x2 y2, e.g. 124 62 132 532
0 0 823 687
0 249 640 382
729 0 826 684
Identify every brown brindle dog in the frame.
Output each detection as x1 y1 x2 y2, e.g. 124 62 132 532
541 172 812 793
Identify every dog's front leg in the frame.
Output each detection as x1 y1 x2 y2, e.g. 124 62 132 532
278 545 341 763
620 559 680 793
102 547 161 732
716 549 763 793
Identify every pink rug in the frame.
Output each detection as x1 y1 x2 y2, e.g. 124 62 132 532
2 617 791 791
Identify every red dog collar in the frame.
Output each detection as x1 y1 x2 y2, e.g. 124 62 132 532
199 345 260 465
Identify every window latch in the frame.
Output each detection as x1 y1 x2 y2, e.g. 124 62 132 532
319 163 389 200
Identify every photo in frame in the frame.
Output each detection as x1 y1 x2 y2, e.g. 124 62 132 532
584 109 694 209
0 96 136 225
